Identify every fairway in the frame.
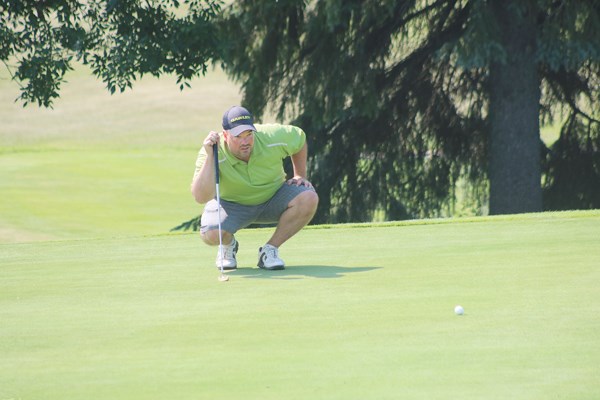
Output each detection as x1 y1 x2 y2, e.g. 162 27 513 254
1 211 599 399
0 63 243 243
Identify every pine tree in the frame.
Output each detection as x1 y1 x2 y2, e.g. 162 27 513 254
220 0 600 221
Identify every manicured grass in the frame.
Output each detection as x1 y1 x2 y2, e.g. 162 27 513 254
0 64 242 242
1 211 598 399
0 147 200 241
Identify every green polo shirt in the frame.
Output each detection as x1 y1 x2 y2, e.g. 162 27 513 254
194 124 306 205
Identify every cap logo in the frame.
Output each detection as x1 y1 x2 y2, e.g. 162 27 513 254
230 115 252 123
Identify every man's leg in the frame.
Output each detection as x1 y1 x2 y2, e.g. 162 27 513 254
201 228 237 270
266 189 319 247
257 189 318 270
200 199 236 246
200 199 258 269
201 229 234 246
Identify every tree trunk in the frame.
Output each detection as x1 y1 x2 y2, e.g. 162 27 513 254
488 1 542 215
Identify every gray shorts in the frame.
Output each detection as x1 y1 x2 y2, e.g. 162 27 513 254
200 183 315 234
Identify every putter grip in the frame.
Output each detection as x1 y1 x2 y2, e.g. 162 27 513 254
213 143 219 184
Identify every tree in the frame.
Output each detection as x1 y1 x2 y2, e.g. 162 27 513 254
0 0 222 107
488 1 542 214
219 0 599 222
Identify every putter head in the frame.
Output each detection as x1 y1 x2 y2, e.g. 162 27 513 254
218 274 229 282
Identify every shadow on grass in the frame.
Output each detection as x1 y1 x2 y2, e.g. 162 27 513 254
228 265 381 280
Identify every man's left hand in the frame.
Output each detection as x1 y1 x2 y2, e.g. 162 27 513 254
286 176 313 189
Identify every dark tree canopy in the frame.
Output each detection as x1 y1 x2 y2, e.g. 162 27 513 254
219 0 599 222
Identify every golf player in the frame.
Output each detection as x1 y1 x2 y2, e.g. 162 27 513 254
191 106 319 270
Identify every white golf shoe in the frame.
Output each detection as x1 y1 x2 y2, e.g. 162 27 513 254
257 244 285 270
216 237 238 270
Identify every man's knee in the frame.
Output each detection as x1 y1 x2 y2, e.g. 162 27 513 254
202 229 225 246
201 229 233 246
291 189 319 215
304 190 319 211
201 229 218 245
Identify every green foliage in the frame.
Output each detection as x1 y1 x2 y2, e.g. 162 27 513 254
0 0 83 106
0 0 223 106
171 215 201 232
220 1 489 222
437 0 506 69
220 0 599 222
543 115 600 210
536 0 600 71
86 0 222 93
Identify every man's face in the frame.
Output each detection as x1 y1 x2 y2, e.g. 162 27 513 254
225 129 254 161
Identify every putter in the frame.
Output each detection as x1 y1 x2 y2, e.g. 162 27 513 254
214 143 229 282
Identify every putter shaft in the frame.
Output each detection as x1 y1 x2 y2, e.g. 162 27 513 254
213 144 228 281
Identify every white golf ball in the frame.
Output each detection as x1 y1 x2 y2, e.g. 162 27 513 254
454 305 464 315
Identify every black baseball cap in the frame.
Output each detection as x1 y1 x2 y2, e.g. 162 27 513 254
222 106 257 136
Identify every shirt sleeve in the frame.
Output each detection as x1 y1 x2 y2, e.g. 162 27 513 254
273 125 306 157
287 126 306 156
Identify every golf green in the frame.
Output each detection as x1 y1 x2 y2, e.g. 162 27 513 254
1 211 598 399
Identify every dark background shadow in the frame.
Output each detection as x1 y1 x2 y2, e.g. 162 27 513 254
228 265 381 279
